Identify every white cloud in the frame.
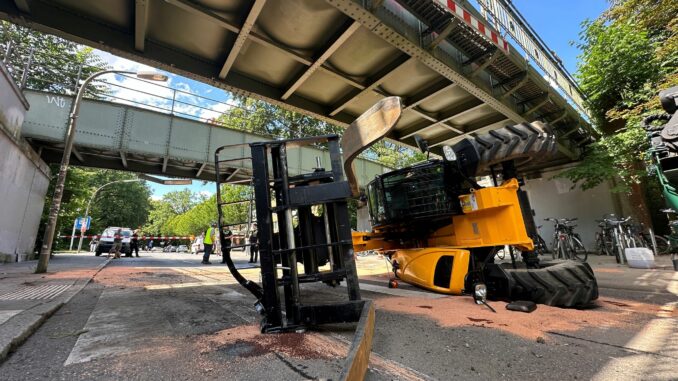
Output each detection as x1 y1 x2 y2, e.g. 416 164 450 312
92 50 235 123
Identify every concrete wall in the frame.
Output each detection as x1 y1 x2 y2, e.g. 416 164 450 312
522 168 621 249
0 61 50 262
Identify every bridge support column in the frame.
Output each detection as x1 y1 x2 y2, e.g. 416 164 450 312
0 61 50 262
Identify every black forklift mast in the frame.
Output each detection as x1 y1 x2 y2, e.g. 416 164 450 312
215 135 363 333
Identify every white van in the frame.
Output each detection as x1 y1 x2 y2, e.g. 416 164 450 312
95 227 132 256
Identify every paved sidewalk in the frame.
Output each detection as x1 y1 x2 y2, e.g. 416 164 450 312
0 254 109 361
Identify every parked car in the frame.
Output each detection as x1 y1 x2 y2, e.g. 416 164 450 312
191 236 204 254
177 245 188 253
95 227 132 256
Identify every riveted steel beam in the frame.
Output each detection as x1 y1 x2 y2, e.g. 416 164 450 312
219 0 267 79
426 19 458 49
409 107 437 122
134 0 149 51
404 81 456 111
521 93 550 117
501 76 530 99
467 49 500 77
282 20 361 100
428 114 510 148
550 110 569 124
330 55 413 116
397 97 483 139
164 0 362 91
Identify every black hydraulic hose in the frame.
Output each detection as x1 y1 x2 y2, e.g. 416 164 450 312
214 146 264 300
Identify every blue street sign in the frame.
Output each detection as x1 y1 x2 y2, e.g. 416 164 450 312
74 216 91 230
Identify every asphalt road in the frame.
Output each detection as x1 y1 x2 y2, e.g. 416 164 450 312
0 251 675 380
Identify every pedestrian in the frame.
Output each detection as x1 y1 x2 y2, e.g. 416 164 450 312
147 239 154 251
249 223 259 263
221 226 233 264
89 239 97 252
109 228 123 259
130 231 140 257
202 222 216 265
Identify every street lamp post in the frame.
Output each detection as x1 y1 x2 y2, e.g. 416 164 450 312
36 70 168 273
76 179 141 253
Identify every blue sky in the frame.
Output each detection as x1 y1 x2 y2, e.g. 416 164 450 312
509 0 608 74
93 0 609 200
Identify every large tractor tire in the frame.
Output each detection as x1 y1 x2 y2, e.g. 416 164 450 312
503 260 598 308
453 121 558 176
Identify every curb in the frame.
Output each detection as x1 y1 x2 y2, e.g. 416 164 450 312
0 258 112 362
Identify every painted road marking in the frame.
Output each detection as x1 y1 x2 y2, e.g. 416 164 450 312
0 284 71 300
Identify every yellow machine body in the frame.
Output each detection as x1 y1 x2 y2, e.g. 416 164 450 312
352 179 533 295
391 248 470 294
429 179 533 251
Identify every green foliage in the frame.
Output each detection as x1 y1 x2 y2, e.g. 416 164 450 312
37 168 151 250
0 21 108 95
559 0 677 194
147 185 250 237
161 189 197 214
559 124 648 192
144 199 178 237
574 19 659 128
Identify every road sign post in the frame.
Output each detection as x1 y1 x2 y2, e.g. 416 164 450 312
69 218 78 251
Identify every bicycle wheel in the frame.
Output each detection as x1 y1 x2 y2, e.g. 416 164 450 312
595 233 608 256
552 240 561 260
536 235 549 254
571 236 588 262
654 235 670 255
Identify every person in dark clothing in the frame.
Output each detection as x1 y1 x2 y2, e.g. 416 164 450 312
221 227 233 264
249 224 259 263
130 231 140 257
202 222 216 265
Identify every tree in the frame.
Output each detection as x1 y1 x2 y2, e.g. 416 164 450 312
35 168 152 250
163 185 250 237
162 189 198 215
0 21 108 95
559 0 677 227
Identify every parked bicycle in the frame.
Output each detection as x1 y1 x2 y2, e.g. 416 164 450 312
533 224 549 256
545 218 587 261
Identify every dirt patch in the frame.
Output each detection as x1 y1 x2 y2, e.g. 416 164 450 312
93 267 188 287
594 268 624 273
197 324 347 360
374 296 671 340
